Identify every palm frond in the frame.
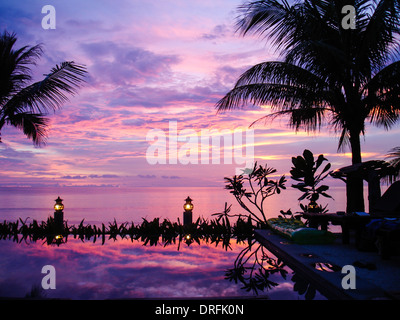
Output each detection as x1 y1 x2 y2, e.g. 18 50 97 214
216 60 332 132
0 31 43 102
250 106 328 132
6 112 49 146
3 61 87 115
0 31 88 146
235 61 327 88
363 60 400 129
216 83 321 111
236 0 306 54
336 127 350 152
386 147 400 169
356 0 400 72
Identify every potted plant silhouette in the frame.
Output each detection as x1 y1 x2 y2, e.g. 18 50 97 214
290 150 332 213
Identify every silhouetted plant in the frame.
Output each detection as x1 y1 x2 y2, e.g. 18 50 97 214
290 149 332 213
278 209 303 222
212 202 254 249
224 162 286 224
291 272 317 300
0 210 319 298
225 239 287 295
0 208 255 250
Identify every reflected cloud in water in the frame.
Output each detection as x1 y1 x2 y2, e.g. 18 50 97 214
0 237 323 300
0 238 254 299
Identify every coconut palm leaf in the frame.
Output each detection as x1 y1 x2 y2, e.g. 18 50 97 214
363 61 400 129
3 61 87 116
387 147 400 170
0 32 43 103
356 0 400 72
216 60 334 132
6 112 49 146
0 31 87 145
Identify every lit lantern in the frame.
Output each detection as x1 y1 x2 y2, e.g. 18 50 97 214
183 196 193 226
54 196 64 232
183 197 194 212
307 200 319 213
54 197 64 212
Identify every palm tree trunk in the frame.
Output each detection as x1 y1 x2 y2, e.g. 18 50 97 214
347 131 365 213
350 130 362 165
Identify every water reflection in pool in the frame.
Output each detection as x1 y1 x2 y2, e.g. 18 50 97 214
0 236 326 300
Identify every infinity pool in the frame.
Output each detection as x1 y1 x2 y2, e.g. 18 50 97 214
0 236 326 300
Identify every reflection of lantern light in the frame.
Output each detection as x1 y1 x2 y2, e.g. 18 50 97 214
51 234 65 246
184 233 193 245
183 197 193 212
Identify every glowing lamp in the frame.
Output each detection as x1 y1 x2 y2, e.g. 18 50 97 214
307 200 319 213
54 196 64 233
183 196 193 226
183 197 193 212
54 197 64 212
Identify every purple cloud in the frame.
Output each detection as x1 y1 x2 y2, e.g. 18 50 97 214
137 174 157 179
81 42 181 86
201 24 231 41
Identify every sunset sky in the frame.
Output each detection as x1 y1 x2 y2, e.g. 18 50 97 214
1 0 399 188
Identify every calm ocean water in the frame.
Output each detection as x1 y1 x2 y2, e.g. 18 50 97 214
0 186 347 224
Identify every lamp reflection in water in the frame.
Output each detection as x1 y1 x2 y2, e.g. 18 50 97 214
52 234 64 246
183 233 194 245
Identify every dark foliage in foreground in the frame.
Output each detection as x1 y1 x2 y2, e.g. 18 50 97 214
0 206 253 250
